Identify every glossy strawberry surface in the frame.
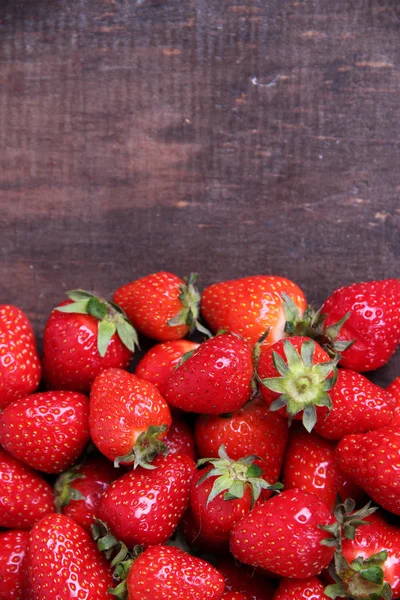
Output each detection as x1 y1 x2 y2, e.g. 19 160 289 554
0 529 29 600
163 414 196 460
272 577 329 599
217 557 276 599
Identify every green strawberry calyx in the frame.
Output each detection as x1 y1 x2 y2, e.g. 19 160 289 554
319 498 378 552
55 290 139 357
258 338 339 432
114 424 169 469
54 467 86 512
167 273 212 337
196 445 283 509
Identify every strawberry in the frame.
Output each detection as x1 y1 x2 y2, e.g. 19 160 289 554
54 455 118 532
163 414 197 460
230 489 335 578
89 368 172 466
387 376 400 417
0 391 90 473
201 275 307 347
194 396 288 498
217 558 276 600
124 545 225 600
0 529 29 600
113 271 210 341
135 339 199 395
336 424 400 515
97 453 195 547
0 305 41 409
164 333 253 414
0 448 54 528
273 577 329 599
26 513 113 599
42 290 137 393
221 593 248 600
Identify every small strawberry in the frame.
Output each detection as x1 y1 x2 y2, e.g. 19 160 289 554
135 339 199 395
201 275 307 347
42 290 137 393
163 414 197 460
0 448 54 529
164 333 253 414
89 368 172 466
217 558 276 600
0 305 41 409
0 530 29 600
97 453 195 547
54 455 118 532
113 271 210 341
230 489 335 578
273 577 329 599
0 391 90 473
26 513 113 599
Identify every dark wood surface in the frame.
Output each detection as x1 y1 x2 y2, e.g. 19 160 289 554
1 0 399 384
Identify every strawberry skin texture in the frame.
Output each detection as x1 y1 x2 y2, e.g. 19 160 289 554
201 276 307 347
89 368 172 462
0 305 41 409
321 278 400 372
163 414 197 460
42 300 132 393
221 593 248 600
126 545 225 600
0 448 54 528
0 529 29 600
230 489 335 578
217 557 276 599
113 271 189 341
135 340 199 395
273 577 329 599
164 333 253 414
336 425 400 515
97 453 195 547
0 391 90 473
26 513 113 599
387 376 400 419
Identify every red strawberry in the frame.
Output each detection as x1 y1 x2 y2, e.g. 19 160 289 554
387 376 400 418
42 290 137 393
113 272 210 341
164 333 253 414
201 275 307 347
0 305 41 409
163 414 196 460
230 489 335 578
273 577 329 599
217 558 276 600
0 448 54 528
0 529 29 600
26 513 113 599
54 455 118 532
336 424 400 515
195 396 288 499
221 593 248 600
124 545 225 600
0 391 90 473
89 368 172 466
135 340 199 395
97 453 195 547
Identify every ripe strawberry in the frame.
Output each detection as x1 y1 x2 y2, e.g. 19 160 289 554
124 545 225 600
135 339 199 395
230 489 335 578
0 391 90 473
0 448 54 528
336 424 400 515
26 513 113 599
54 455 118 532
113 271 210 341
97 453 195 547
0 529 29 600
217 558 276 600
0 305 41 409
221 593 248 600
42 290 137 393
387 376 400 418
195 396 288 499
89 368 172 466
164 333 253 414
163 414 196 460
201 275 307 347
273 577 329 599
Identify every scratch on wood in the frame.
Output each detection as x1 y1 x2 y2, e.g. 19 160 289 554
162 49 181 56
251 75 281 87
229 5 262 13
375 212 390 222
301 31 327 39
356 61 393 68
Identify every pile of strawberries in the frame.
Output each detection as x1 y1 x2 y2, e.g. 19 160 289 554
1 272 400 600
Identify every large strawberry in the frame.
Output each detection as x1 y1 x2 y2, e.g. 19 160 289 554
0 305 41 409
217 558 276 600
164 333 253 414
0 391 90 473
163 414 197 460
42 290 137 393
273 577 329 599
26 513 113 599
230 489 335 578
89 368 172 466
201 275 307 347
0 530 29 600
113 271 210 341
0 448 54 528
97 453 195 547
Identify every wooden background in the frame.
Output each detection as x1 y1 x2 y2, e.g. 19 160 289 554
0 0 399 384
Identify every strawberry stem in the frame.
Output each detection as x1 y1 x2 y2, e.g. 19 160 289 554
167 273 212 338
114 424 169 469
